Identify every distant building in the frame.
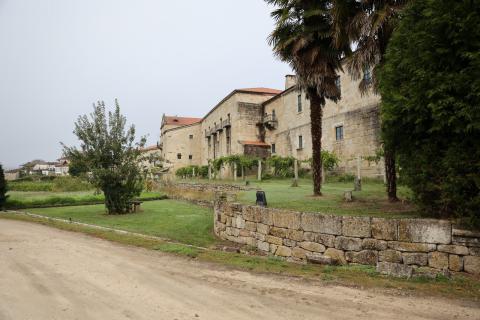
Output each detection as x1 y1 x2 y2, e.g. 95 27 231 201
5 169 20 181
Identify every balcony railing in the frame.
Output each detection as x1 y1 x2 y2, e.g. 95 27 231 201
215 123 223 132
222 118 231 128
262 114 278 129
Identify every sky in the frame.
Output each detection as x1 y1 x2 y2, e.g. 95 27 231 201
0 0 291 169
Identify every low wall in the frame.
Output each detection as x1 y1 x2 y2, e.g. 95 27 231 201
214 201 480 276
162 182 251 192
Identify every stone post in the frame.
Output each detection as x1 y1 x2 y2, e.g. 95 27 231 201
321 164 326 184
292 159 299 187
241 166 245 180
257 160 262 181
192 167 196 178
233 162 237 181
208 164 212 180
354 155 362 191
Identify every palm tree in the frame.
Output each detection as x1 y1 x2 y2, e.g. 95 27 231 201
331 0 409 201
266 0 348 196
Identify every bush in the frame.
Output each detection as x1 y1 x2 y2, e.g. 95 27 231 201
175 165 208 178
267 155 295 178
379 0 480 226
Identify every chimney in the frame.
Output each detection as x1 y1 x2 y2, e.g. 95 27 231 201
285 75 297 90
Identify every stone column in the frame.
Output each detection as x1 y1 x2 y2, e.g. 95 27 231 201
208 164 212 180
233 162 237 181
257 160 262 181
354 155 362 191
192 167 196 178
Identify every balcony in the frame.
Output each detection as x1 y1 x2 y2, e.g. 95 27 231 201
262 114 278 129
215 123 223 132
222 118 231 128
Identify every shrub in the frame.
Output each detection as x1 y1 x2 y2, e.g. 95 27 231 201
267 155 295 178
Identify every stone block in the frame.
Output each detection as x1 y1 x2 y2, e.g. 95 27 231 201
437 245 469 256
376 262 413 278
244 237 257 247
303 232 316 242
306 253 333 265
470 247 480 256
300 242 326 253
362 238 388 251
335 236 363 251
269 244 278 254
428 252 449 269
345 250 378 265
239 229 252 237
265 235 283 246
342 216 371 238
292 247 308 260
233 215 246 229
275 246 292 257
226 216 232 226
398 219 451 244
283 239 297 247
287 229 304 242
379 250 402 263
269 227 288 238
464 256 480 274
301 213 342 235
259 207 274 226
371 218 398 240
245 221 257 232
449 255 463 272
255 233 266 242
273 210 301 229
452 236 480 248
256 223 269 235
316 234 336 248
387 241 437 252
242 206 261 222
257 240 270 252
324 248 347 265
402 253 428 266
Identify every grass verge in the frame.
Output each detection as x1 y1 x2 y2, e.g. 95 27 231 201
1 212 479 302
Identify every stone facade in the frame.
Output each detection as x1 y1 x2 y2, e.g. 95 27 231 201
160 72 384 178
214 201 480 276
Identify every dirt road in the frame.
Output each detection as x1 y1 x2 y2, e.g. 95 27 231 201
0 219 478 320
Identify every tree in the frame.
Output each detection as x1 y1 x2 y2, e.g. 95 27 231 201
378 0 480 226
266 0 348 195
331 0 409 202
0 165 8 210
63 100 146 214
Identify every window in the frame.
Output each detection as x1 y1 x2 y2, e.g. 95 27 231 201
298 135 303 149
363 68 372 83
335 125 344 141
297 94 303 112
272 109 276 119
177 153 182 159
189 155 193 160
271 143 276 154
189 134 193 139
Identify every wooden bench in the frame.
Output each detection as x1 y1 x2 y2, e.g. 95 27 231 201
128 200 143 213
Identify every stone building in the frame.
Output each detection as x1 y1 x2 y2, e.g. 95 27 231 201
159 72 384 178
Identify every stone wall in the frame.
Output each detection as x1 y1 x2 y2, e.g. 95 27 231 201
214 201 480 276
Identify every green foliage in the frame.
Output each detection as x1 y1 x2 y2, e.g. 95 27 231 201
8 181 54 192
63 100 145 214
175 165 208 178
266 155 295 178
8 176 93 192
379 0 480 226
211 155 258 173
305 151 340 172
0 165 8 210
68 156 90 177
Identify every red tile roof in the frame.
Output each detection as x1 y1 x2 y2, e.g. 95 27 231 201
240 140 270 147
163 116 202 127
238 87 282 95
140 145 160 152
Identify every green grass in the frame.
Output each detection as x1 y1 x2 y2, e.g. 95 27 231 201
2 212 479 302
23 200 215 247
6 191 166 209
235 178 420 218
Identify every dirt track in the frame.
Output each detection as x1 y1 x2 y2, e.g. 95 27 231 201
0 219 478 320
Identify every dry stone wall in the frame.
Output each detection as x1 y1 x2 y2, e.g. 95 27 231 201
214 201 480 276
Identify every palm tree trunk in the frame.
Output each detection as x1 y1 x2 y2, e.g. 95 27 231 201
309 88 324 196
384 147 398 202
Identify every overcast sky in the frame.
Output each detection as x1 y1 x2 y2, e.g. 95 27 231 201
0 0 291 169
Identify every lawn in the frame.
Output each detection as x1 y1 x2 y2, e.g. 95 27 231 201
24 200 216 247
236 178 418 218
6 190 166 209
175 177 417 218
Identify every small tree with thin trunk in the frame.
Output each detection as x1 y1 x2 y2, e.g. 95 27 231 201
0 165 8 210
63 100 145 214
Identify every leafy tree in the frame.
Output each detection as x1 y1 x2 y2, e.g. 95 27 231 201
331 0 409 202
266 0 348 195
63 100 146 214
379 0 480 226
68 156 90 177
0 165 8 210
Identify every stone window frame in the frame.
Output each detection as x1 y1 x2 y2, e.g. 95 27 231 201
297 93 303 113
335 124 344 141
177 153 182 160
297 135 303 150
189 134 194 139
189 155 193 160
271 143 276 154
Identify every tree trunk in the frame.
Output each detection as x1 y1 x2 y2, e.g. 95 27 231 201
384 147 398 202
309 89 325 196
